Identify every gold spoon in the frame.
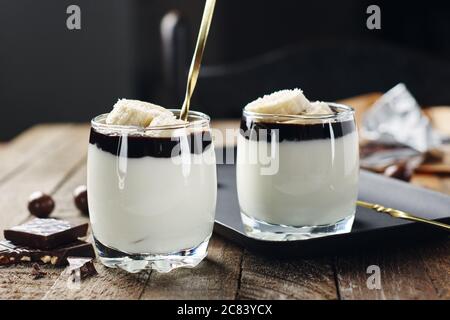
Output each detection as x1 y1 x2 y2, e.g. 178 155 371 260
357 200 450 231
179 0 216 121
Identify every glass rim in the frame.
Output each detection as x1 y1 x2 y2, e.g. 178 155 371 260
243 102 355 121
91 109 211 132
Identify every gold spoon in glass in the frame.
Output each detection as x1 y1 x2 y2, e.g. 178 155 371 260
179 0 216 121
357 200 450 231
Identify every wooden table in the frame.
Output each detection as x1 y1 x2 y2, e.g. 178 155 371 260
1 99 449 300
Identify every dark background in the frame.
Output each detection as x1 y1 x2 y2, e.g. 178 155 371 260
1 0 450 140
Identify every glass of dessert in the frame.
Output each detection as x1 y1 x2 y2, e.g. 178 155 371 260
237 89 359 240
87 99 217 272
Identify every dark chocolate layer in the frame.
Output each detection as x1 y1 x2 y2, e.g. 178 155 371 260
90 128 212 158
240 116 356 142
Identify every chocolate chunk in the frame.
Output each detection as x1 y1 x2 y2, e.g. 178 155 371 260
0 240 95 266
383 162 411 181
0 240 32 265
28 192 55 218
423 148 445 163
359 142 400 158
73 185 89 215
31 263 47 280
4 218 88 249
67 257 97 280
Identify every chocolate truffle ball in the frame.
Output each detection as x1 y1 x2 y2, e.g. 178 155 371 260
28 192 55 218
73 185 89 215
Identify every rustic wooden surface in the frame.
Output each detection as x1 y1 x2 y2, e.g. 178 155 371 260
0 95 449 300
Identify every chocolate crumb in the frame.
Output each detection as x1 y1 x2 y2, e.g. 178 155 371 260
31 263 47 280
67 257 97 280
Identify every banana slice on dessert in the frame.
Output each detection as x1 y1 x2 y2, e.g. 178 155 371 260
146 113 188 138
149 113 186 127
245 89 312 115
245 89 334 116
307 101 333 115
106 99 171 127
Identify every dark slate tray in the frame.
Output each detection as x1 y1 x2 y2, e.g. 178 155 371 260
213 148 450 257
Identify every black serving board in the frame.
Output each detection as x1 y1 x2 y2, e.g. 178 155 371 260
214 148 450 257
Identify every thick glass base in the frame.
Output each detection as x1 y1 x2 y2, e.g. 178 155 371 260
94 235 210 273
241 212 355 241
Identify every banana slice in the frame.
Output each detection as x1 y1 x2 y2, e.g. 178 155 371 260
245 89 311 115
147 113 188 138
307 101 333 115
149 113 186 127
106 99 171 127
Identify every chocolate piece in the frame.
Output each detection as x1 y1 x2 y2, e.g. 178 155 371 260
28 192 55 218
383 155 423 182
0 240 35 265
384 162 412 181
0 240 95 266
423 148 445 163
4 218 88 249
89 128 212 158
31 263 47 280
73 185 89 215
359 142 401 159
240 116 356 142
67 257 97 280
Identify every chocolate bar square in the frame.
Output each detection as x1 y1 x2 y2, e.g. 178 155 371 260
4 218 88 249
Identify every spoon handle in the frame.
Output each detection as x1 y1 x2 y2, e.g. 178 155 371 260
398 214 450 230
179 0 216 121
357 200 450 231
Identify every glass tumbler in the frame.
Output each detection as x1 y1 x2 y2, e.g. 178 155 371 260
236 103 359 240
87 110 217 272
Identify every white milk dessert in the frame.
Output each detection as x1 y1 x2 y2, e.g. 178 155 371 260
87 99 217 272
237 89 359 240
